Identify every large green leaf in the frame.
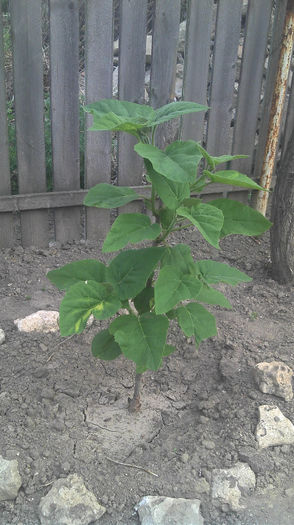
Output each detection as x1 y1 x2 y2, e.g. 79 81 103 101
194 260 252 285
210 154 248 166
209 198 272 237
148 167 190 210
109 313 169 370
84 183 140 209
102 213 161 253
59 281 121 336
160 244 195 273
107 247 164 300
154 266 202 314
196 283 232 309
151 101 208 126
204 169 266 191
47 260 107 290
135 141 202 183
177 203 224 248
175 303 217 347
85 99 154 135
91 329 122 360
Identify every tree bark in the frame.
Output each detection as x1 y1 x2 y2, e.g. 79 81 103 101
270 126 294 283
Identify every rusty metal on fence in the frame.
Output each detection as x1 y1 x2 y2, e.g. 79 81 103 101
255 0 294 216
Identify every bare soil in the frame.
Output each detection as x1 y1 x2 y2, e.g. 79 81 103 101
1 229 294 525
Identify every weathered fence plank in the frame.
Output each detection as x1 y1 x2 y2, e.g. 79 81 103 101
281 75 294 158
118 0 147 214
50 0 80 243
182 0 214 143
85 0 113 241
10 0 48 247
232 0 272 176
0 3 14 247
151 0 181 148
253 0 288 182
206 0 243 156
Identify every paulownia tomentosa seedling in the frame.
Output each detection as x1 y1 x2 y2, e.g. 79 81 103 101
47 99 271 412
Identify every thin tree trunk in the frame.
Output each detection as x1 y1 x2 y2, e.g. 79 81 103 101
128 373 143 413
270 126 294 283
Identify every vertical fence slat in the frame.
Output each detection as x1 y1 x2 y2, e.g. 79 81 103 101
150 0 181 148
253 0 288 182
232 0 272 175
0 4 14 247
281 75 294 158
50 0 80 243
10 0 48 247
182 0 214 142
85 0 113 241
206 0 243 156
118 0 147 214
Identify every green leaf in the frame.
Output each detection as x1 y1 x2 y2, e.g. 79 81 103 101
133 286 154 314
196 283 232 309
85 99 154 135
154 266 202 314
91 330 122 360
163 344 176 357
209 198 272 237
159 208 176 230
47 259 107 290
102 214 161 253
151 101 208 126
204 169 266 191
194 260 252 285
135 141 203 183
175 303 217 347
109 313 169 370
190 174 207 193
148 167 190 209
210 154 248 166
177 203 224 248
84 183 140 209
107 247 164 300
181 197 202 207
161 244 195 273
59 281 121 336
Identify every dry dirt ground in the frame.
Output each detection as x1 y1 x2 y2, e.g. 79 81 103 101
0 228 294 525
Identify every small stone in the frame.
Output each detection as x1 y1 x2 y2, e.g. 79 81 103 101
256 405 294 449
38 473 106 525
285 487 294 497
202 440 215 450
253 361 293 401
0 329 5 345
136 495 204 525
194 478 210 495
14 310 59 333
211 462 255 511
0 455 22 501
181 453 189 464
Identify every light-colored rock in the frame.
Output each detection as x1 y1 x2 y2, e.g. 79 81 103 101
253 361 293 401
38 474 106 525
14 310 59 333
136 496 204 525
0 328 5 345
14 311 93 333
211 462 255 511
0 456 22 501
256 405 294 449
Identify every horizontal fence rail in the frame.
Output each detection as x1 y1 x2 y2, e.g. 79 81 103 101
0 0 292 247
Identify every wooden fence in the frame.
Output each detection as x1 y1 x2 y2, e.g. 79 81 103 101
0 0 293 248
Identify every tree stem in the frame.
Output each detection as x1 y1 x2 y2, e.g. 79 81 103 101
128 373 143 412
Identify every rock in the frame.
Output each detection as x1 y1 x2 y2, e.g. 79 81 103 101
0 328 5 345
136 496 204 525
253 361 293 401
211 462 255 511
14 311 94 333
178 21 187 54
38 474 106 525
14 310 59 333
255 405 294 449
194 478 210 495
0 455 22 501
